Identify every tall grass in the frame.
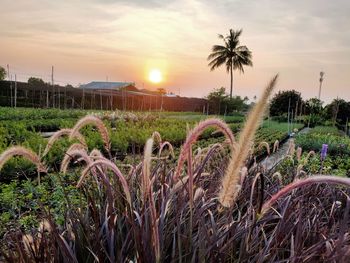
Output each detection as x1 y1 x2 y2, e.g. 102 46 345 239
1 75 350 262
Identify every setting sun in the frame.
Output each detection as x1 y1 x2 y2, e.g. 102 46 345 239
149 69 162 84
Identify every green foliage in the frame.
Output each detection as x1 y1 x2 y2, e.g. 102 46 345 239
270 90 303 116
310 126 343 136
0 66 6 81
0 107 86 121
296 114 325 127
325 98 350 125
206 87 249 114
296 132 350 157
304 98 323 115
0 173 82 237
27 77 46 87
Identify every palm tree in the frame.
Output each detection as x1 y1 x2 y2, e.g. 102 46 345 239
208 29 253 98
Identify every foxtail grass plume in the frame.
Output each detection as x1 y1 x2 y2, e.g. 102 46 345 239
175 118 235 180
143 138 154 201
304 150 316 164
296 164 304 177
258 141 270 155
260 175 350 216
152 131 162 145
89 149 104 160
0 146 47 173
70 115 110 151
42 129 87 157
287 139 296 157
296 147 302 161
60 148 92 174
272 172 282 184
22 234 35 254
273 140 279 153
158 141 175 159
218 74 278 207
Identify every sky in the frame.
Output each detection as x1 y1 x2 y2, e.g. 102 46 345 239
0 0 349 102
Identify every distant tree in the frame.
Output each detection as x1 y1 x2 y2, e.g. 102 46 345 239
225 95 249 113
157 88 166 95
206 87 226 100
0 66 6 81
270 90 303 117
208 29 253 98
28 77 46 87
304 98 323 115
206 87 227 114
325 99 350 125
206 87 248 114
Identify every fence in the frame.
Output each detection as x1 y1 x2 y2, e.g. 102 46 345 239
0 81 208 112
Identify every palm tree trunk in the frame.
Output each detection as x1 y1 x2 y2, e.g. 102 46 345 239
230 66 233 98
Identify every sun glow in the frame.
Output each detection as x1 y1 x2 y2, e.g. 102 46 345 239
149 69 162 83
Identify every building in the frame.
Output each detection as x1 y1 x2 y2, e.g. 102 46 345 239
79 81 136 91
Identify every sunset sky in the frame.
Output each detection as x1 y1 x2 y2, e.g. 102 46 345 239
1 0 349 102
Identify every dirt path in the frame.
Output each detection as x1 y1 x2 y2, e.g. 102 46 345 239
259 127 311 171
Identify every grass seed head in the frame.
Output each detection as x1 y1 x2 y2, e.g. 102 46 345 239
218 74 278 207
70 115 110 151
258 141 270 155
175 118 235 180
273 140 279 153
296 147 302 161
0 146 47 173
60 148 91 174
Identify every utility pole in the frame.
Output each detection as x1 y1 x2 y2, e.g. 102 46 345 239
51 66 54 108
10 74 13 107
318 71 325 100
14 74 17 108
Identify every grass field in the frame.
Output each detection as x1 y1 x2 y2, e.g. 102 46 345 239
4 105 350 262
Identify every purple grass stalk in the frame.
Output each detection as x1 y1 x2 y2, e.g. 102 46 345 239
148 183 160 262
76 159 110 191
249 173 261 206
260 175 350 216
188 147 194 208
79 159 132 206
174 118 235 181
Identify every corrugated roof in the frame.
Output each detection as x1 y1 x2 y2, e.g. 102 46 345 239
79 81 134 90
